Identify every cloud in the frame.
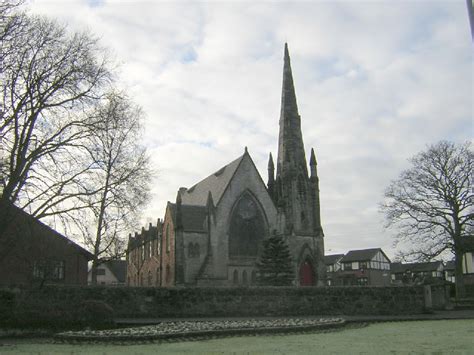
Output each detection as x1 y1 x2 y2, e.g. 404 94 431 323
27 0 472 259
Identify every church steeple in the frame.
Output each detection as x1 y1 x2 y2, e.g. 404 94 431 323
277 43 308 179
276 43 312 234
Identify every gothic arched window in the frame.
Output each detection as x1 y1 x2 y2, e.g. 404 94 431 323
194 243 200 258
251 270 257 284
233 269 239 284
228 193 266 257
242 270 248 284
188 243 194 258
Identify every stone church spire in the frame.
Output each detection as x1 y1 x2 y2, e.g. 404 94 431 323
277 43 308 179
276 43 313 234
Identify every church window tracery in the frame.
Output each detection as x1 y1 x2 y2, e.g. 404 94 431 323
229 193 266 258
188 243 200 258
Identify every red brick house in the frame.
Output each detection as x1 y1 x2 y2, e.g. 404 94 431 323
0 205 92 286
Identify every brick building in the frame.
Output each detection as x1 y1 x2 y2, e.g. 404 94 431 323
126 221 162 287
127 44 326 287
0 205 92 286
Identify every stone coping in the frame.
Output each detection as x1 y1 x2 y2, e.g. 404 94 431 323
54 318 346 343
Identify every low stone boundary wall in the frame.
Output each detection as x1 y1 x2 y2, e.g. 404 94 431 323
1 285 426 328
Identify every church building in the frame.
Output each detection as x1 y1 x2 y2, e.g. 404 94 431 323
127 44 325 287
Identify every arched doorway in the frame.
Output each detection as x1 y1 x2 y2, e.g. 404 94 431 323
299 259 315 286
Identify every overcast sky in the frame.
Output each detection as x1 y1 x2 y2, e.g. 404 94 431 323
28 0 472 259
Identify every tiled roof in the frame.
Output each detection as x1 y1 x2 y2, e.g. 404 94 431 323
391 261 443 273
340 248 387 263
324 254 344 265
180 154 245 206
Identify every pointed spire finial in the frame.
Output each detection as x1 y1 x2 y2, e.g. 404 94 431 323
268 152 274 171
310 148 317 166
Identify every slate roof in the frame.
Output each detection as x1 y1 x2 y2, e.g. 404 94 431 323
324 254 344 265
340 248 389 263
9 205 93 259
168 203 207 232
105 260 127 283
180 154 245 206
390 261 443 274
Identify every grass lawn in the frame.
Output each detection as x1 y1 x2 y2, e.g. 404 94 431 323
1 320 473 354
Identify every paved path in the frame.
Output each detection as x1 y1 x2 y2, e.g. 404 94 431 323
115 309 474 326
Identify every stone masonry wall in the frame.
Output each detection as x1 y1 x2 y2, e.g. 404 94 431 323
4 285 427 323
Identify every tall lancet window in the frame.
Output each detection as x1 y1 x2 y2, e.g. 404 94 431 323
229 193 266 257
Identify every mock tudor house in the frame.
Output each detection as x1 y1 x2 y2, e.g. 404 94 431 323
0 205 92 286
324 254 344 286
335 248 391 286
127 44 326 287
460 236 474 286
88 260 127 286
390 261 444 285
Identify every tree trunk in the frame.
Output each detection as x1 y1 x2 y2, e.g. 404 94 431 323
91 257 99 285
454 247 466 299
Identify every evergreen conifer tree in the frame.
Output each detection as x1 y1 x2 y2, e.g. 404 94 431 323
256 234 294 286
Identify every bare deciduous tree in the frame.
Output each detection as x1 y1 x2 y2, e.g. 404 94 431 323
381 141 473 297
0 12 111 251
66 92 152 285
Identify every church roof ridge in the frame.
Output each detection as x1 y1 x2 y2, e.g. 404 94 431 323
180 152 246 207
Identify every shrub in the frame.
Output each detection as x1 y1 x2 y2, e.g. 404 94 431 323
0 289 16 324
76 300 115 328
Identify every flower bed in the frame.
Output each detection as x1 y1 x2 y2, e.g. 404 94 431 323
55 318 345 343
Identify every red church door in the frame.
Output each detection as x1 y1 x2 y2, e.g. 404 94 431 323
299 260 314 286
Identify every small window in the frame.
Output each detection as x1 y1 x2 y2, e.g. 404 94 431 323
242 270 248 284
251 270 256 284
166 225 170 253
233 269 239 285
96 268 106 276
